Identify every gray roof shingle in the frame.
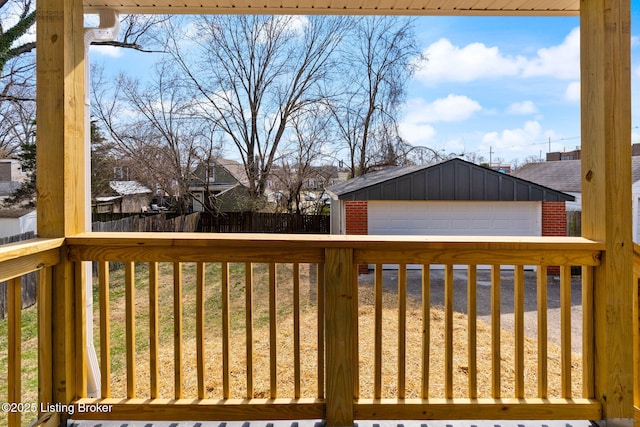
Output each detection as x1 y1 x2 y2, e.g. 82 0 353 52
512 157 640 192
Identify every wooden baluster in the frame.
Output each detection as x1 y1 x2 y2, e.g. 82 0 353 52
560 265 572 398
38 267 53 411
196 262 206 399
8 277 21 427
246 262 254 399
149 262 159 399
269 263 277 398
537 266 548 398
99 261 111 398
468 265 477 399
582 265 595 398
293 263 301 399
317 262 325 399
174 262 183 399
374 263 383 399
222 262 230 399
514 265 525 398
491 264 501 398
398 264 407 399
125 262 136 398
445 264 454 399
75 262 87 397
422 264 430 399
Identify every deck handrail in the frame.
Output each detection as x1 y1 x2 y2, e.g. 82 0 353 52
65 232 604 265
0 238 64 282
2 234 606 427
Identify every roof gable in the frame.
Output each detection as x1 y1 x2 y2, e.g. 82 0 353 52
328 158 574 202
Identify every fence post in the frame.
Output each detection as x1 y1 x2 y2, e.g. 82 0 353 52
325 248 355 427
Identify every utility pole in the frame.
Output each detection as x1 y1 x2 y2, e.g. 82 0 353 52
489 146 493 167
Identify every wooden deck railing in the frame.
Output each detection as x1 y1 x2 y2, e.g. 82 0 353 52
2 234 606 426
0 238 64 427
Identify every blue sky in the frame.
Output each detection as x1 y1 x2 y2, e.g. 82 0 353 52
90 6 640 166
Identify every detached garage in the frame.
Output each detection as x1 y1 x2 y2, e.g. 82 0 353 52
327 158 574 243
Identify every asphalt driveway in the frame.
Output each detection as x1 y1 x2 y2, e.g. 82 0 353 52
358 268 584 353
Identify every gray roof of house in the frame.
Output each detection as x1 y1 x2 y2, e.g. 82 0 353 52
512 157 640 193
215 157 250 187
328 158 574 202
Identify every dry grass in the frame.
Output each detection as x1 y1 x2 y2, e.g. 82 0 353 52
100 262 582 401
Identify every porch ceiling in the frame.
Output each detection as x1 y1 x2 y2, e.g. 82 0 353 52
83 0 579 15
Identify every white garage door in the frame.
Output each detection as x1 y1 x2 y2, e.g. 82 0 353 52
368 201 541 269
368 201 541 236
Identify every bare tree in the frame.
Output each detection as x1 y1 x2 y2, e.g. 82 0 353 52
91 15 170 53
331 16 422 177
0 83 34 156
91 61 220 213
163 15 347 209
273 103 331 214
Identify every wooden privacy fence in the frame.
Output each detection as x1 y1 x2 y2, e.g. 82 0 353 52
197 212 330 234
92 213 200 232
55 233 602 425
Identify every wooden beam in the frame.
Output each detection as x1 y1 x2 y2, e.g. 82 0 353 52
353 398 602 420
325 248 355 426
71 398 325 421
36 0 86 238
36 0 86 411
581 0 634 421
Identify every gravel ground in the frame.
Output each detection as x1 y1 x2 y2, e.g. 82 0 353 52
358 267 584 353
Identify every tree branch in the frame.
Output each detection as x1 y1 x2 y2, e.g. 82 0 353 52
91 40 166 54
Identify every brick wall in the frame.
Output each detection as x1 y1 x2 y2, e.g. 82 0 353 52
542 201 567 275
542 201 567 237
345 200 369 274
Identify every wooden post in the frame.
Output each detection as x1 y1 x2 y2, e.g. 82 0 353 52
581 0 634 424
325 248 355 427
36 0 86 408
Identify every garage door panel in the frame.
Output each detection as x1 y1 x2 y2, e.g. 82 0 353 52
368 201 541 237
368 201 541 269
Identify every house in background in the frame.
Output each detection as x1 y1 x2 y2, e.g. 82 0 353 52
0 208 36 239
513 157 640 243
327 158 574 271
93 181 153 213
189 158 253 213
0 159 28 205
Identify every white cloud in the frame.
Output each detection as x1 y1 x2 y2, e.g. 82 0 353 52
415 27 580 85
403 95 482 124
522 28 580 79
415 38 524 84
565 81 580 102
481 121 555 153
89 45 124 58
398 121 437 147
506 101 537 115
